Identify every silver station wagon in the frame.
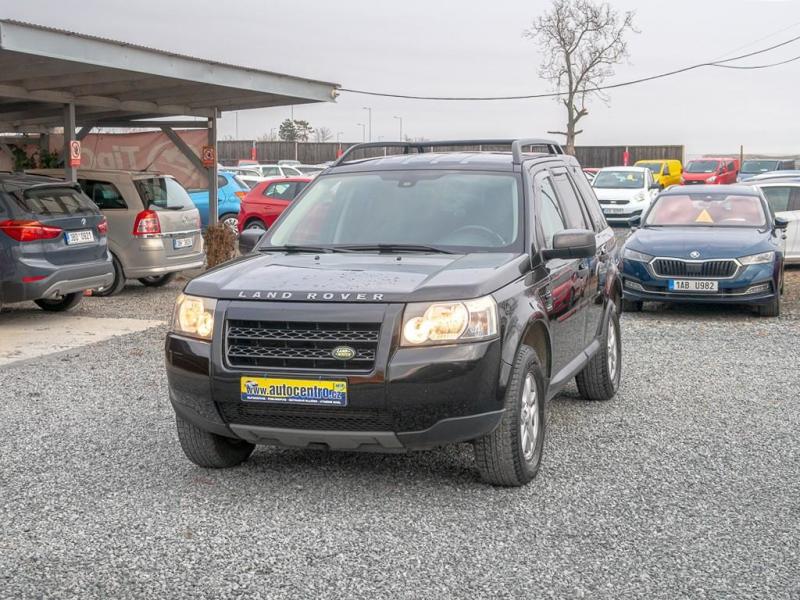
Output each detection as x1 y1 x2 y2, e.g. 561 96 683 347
30 169 205 295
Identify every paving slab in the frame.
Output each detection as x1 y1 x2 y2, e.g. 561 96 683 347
0 312 164 367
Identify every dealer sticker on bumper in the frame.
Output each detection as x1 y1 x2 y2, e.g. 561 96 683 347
240 377 348 406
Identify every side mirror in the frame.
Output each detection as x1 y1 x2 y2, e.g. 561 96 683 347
238 228 265 254
775 216 789 231
542 229 597 260
649 183 660 190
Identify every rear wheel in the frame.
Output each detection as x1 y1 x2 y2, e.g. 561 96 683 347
576 305 622 401
138 273 176 287
473 345 546 487
34 292 83 312
621 298 643 313
175 415 255 468
93 255 125 297
756 296 780 317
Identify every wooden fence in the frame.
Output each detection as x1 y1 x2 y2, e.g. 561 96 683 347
218 141 685 168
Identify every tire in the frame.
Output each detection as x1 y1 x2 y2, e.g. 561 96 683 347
219 213 239 233
175 415 255 468
756 296 780 317
34 292 83 312
473 345 546 487
93 255 125 297
621 298 643 313
576 305 622 401
138 273 176 287
245 220 267 232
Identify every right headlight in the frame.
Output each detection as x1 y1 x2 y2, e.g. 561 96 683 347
739 251 775 266
623 248 654 263
401 295 498 347
171 293 217 340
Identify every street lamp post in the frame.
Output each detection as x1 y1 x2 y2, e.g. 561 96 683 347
393 115 403 141
362 106 372 142
356 123 366 142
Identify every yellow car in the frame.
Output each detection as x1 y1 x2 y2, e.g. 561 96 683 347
634 159 683 188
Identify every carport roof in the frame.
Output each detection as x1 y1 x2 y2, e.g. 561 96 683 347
0 19 339 131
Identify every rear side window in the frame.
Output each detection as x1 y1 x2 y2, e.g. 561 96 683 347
265 182 294 200
261 166 281 177
134 177 192 211
79 179 127 209
15 187 97 216
569 167 608 231
217 175 228 188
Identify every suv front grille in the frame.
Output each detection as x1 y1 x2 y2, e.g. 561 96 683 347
225 320 381 371
652 258 738 278
219 403 394 431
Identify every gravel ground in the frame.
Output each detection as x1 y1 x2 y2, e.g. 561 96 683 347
1 272 799 599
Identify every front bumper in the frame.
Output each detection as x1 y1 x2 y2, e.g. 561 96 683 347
621 259 779 305
166 305 505 452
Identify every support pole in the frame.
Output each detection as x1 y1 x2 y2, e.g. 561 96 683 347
208 114 219 226
63 103 76 182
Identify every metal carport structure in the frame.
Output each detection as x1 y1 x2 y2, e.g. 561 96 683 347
0 19 338 223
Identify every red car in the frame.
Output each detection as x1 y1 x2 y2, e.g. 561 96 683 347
237 177 312 233
681 158 740 186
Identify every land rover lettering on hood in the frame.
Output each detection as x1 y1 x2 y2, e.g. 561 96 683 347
165 139 623 487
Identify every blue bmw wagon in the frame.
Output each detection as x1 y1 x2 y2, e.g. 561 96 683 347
620 185 786 317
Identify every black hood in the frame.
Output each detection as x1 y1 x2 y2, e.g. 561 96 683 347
186 252 526 303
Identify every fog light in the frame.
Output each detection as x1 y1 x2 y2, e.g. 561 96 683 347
625 280 645 292
745 283 770 295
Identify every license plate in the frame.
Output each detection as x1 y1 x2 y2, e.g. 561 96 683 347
173 237 194 249
604 207 625 214
240 377 348 406
669 279 718 292
65 230 94 245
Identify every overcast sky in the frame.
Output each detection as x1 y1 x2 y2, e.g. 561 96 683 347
5 0 800 156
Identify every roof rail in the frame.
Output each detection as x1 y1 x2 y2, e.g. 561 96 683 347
331 138 564 167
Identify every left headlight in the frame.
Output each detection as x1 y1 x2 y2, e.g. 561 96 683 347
401 295 498 347
172 293 217 340
739 251 775 266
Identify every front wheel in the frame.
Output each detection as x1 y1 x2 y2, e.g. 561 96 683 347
175 415 255 468
219 213 239 233
34 292 83 312
138 273 176 287
621 298 642 313
576 305 622 401
756 296 780 318
473 345 546 487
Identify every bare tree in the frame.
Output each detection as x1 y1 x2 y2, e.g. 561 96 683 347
524 0 636 154
314 127 333 143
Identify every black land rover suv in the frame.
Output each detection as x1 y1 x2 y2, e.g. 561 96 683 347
166 139 622 487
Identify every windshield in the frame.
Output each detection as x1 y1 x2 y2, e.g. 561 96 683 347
741 160 779 174
638 162 664 175
134 177 192 210
685 160 721 174
263 171 522 252
592 171 644 189
644 194 766 227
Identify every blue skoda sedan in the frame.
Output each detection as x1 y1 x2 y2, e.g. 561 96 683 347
620 185 786 317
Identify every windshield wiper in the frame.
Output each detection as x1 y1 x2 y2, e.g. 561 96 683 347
258 244 347 254
338 243 455 254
